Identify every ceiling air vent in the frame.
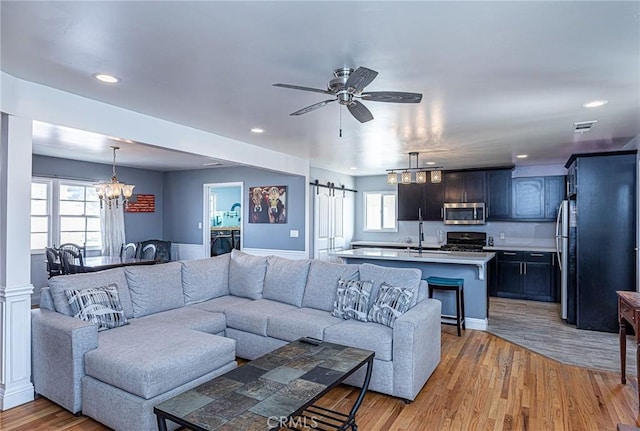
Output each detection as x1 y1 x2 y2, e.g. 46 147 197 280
574 120 597 133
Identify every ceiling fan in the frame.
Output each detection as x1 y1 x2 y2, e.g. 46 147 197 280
273 67 422 123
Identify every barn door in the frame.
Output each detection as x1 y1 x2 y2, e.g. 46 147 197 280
314 188 345 262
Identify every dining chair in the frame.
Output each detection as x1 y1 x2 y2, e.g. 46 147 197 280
140 243 157 261
120 242 137 259
138 239 171 263
59 243 85 259
44 247 62 278
60 248 85 275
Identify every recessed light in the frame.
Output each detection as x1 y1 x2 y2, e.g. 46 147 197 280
350 167 357 170
93 73 119 84
516 154 528 159
582 100 608 108
251 128 264 134
426 161 436 165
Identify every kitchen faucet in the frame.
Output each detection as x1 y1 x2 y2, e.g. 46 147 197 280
418 208 424 254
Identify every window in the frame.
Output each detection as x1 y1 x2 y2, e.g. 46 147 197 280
363 191 397 231
30 180 50 250
30 178 102 252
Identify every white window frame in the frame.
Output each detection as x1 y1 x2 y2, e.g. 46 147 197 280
363 191 398 232
31 177 102 254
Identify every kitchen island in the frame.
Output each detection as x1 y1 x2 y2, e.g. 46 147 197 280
330 248 496 330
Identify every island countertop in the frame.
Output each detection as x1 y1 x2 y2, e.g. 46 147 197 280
330 248 495 265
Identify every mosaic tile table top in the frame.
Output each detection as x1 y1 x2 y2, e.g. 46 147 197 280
154 339 374 431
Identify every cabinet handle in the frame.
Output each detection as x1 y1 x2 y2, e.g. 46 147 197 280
524 262 527 275
519 262 523 274
530 253 544 257
441 207 444 218
503 252 517 255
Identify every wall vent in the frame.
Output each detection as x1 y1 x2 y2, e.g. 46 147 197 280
574 120 597 133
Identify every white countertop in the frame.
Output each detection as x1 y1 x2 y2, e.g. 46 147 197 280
330 248 496 265
351 240 556 253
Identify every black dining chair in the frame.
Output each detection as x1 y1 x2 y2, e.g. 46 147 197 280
138 240 171 263
60 248 85 275
120 242 137 259
59 243 86 259
44 247 62 278
140 243 157 261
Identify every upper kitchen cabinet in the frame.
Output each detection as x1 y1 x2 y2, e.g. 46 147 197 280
444 171 486 203
397 183 425 221
397 177 444 221
512 176 565 221
486 169 512 220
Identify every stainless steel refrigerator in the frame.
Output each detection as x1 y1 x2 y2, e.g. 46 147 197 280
555 200 569 320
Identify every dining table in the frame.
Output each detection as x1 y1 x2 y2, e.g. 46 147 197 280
76 256 157 272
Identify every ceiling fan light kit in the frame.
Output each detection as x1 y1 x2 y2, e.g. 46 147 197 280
274 66 422 123
387 152 442 185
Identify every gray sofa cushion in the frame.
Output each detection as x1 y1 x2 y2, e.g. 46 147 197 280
189 295 253 314
228 250 268 300
266 307 342 341
225 299 297 336
125 262 185 318
84 326 235 399
263 256 310 307
132 306 226 334
48 268 134 319
302 260 359 311
324 319 393 361
358 263 422 310
181 254 230 305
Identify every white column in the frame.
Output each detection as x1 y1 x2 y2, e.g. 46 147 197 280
0 113 34 410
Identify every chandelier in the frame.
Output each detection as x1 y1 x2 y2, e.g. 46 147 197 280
95 146 135 209
386 152 442 185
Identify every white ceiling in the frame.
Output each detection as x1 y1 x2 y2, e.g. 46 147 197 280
2 1 639 175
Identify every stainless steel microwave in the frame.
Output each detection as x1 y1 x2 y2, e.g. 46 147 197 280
443 202 486 225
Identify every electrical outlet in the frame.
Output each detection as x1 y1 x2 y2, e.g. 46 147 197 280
499 232 505 240
198 222 202 229
290 230 299 238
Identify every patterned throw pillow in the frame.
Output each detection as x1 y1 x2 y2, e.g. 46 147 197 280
332 279 373 322
64 284 129 332
367 282 415 328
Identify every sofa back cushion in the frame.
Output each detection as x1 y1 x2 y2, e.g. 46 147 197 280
358 263 422 311
181 254 230 305
125 261 185 318
263 256 310 307
228 249 267 300
48 268 134 318
302 260 359 311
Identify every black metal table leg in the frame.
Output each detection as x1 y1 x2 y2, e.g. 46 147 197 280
156 414 168 431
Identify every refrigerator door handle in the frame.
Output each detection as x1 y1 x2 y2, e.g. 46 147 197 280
555 202 564 268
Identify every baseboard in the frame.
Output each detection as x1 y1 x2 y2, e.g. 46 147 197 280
465 317 487 331
0 383 35 410
241 248 309 260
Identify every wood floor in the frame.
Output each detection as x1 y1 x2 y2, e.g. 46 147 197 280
2 327 639 431
487 297 638 375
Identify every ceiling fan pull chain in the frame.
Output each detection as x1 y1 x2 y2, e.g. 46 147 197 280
339 105 342 138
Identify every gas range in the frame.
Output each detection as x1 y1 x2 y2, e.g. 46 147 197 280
440 231 487 252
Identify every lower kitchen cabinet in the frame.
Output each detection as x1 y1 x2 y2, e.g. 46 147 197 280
496 250 556 302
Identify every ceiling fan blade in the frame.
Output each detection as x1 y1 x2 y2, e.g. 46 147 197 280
290 99 336 116
347 100 374 123
273 83 332 95
360 91 423 103
345 67 378 92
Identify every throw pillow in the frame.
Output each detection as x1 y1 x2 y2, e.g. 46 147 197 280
64 284 129 332
332 279 373 322
367 282 415 328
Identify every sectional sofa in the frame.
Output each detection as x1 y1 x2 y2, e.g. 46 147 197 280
31 249 442 431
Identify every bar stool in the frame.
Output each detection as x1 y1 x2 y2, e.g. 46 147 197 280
426 276 465 336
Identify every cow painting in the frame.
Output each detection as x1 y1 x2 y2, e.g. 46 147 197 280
248 185 287 223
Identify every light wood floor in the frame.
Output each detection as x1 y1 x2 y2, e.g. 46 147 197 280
2 326 639 431
488 297 637 375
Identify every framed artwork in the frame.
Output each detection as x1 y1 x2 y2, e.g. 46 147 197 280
124 194 155 213
248 185 287 223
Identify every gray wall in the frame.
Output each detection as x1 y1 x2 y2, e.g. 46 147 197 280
163 166 306 251
32 155 164 243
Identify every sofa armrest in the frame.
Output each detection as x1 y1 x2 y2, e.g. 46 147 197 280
31 309 98 413
392 298 442 401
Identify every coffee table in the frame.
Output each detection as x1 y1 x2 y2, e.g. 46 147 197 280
154 339 374 431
